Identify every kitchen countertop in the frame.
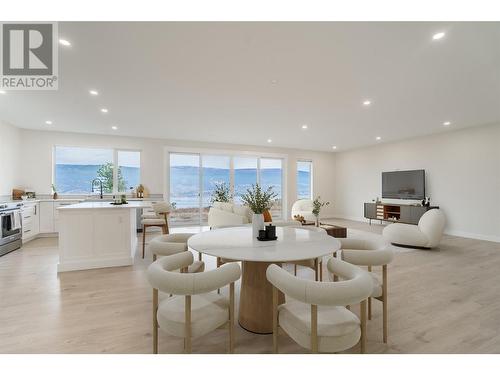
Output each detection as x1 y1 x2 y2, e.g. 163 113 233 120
57 201 152 210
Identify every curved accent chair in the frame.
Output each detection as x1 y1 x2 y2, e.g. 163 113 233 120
148 233 204 272
286 226 328 281
147 251 241 354
266 258 373 353
382 208 446 249
291 199 315 222
337 238 393 343
141 202 173 258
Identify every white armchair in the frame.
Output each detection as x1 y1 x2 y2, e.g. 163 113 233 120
383 209 446 248
266 258 373 353
291 199 315 221
147 251 241 353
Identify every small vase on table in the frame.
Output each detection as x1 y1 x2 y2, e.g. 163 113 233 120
252 213 265 238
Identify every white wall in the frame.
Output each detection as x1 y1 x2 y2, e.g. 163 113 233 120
17 129 336 218
334 123 500 242
0 121 21 196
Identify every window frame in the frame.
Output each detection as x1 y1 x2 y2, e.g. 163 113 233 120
53 145 142 195
165 147 288 223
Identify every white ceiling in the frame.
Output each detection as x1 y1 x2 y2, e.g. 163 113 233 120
1 22 499 152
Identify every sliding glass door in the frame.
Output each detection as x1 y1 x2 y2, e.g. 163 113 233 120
234 157 258 204
260 158 283 218
169 153 201 225
169 151 285 226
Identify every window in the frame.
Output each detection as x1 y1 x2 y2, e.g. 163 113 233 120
167 150 286 225
233 157 258 204
54 146 140 195
117 151 141 192
259 158 283 218
297 161 313 199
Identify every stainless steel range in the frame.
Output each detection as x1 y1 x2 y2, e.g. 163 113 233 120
0 202 23 256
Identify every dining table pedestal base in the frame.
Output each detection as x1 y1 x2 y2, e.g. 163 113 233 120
238 261 285 334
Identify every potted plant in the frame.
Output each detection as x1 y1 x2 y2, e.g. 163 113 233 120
312 196 330 227
210 181 233 204
241 184 277 237
52 184 58 200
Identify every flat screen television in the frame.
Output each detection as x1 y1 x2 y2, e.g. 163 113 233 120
382 169 425 200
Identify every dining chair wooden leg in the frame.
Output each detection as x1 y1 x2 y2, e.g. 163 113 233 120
217 257 222 294
198 252 202 261
184 295 192 354
229 282 235 353
319 261 323 281
368 297 372 320
142 225 147 259
382 265 388 343
294 264 297 276
153 288 159 354
272 286 279 354
311 304 318 353
153 254 157 261
360 299 367 354
314 258 319 281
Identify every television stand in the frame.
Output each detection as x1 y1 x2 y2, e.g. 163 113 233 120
364 202 438 225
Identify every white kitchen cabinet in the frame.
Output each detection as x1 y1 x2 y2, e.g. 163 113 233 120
22 202 40 242
39 201 55 233
53 201 80 232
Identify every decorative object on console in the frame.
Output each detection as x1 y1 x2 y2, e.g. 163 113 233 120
240 184 277 238
312 196 330 227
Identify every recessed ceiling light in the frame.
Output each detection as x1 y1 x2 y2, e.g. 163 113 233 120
89 90 99 96
301 124 308 129
111 126 118 130
443 121 451 126
267 139 272 143
45 120 53 125
332 146 337 150
432 32 445 41
363 100 372 106
270 79 278 84
100 108 108 113
59 39 71 46
0 90 6 94
375 136 381 141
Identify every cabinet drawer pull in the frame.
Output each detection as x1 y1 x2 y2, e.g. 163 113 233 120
24 215 31 219
24 229 31 233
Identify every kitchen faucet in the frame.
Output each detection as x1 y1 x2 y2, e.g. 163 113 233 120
91 178 104 199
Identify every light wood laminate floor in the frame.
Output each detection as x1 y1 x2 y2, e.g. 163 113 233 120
1 219 499 354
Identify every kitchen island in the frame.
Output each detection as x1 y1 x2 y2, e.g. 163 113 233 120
57 201 152 272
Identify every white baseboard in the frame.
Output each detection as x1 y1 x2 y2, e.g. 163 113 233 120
331 215 500 243
443 230 500 244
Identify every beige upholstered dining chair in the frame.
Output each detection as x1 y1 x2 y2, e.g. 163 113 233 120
142 202 172 258
337 238 394 343
148 233 204 272
147 251 241 354
266 257 373 353
287 226 327 281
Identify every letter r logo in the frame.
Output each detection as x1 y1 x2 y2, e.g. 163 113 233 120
2 23 53 75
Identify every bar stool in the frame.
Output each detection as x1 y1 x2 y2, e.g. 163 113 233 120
142 202 172 259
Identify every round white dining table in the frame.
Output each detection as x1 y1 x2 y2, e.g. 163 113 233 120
188 226 341 334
